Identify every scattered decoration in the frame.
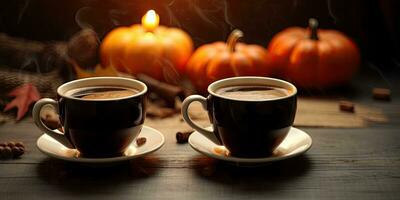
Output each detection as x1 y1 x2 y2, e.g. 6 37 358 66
186 29 276 94
176 130 194 143
268 18 360 89
372 88 391 101
4 84 41 121
136 137 147 147
339 100 355 113
0 141 25 159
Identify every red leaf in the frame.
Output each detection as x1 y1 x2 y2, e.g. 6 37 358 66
4 83 41 121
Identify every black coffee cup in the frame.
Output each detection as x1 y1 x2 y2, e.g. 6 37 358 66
182 76 297 158
33 77 147 158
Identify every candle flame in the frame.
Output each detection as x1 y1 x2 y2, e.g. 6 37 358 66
142 10 159 32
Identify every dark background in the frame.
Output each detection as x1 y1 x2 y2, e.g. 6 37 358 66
0 0 399 75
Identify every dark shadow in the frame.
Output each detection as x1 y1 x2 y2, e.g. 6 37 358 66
190 155 312 192
36 155 163 196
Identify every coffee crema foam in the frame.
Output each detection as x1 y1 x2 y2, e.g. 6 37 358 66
65 86 139 100
215 85 290 101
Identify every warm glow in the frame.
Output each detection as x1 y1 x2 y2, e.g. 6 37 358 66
142 10 159 32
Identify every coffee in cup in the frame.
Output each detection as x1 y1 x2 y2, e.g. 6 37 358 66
33 77 147 158
182 76 297 158
215 85 290 100
66 86 139 100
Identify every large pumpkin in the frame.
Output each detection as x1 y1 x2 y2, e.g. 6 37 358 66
268 18 360 89
186 29 277 93
100 10 193 81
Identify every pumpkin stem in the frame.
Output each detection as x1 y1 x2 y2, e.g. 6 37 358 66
227 29 244 52
309 18 319 40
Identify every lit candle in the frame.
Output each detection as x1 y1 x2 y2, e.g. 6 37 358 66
141 10 159 32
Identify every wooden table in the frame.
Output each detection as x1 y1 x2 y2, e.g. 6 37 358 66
0 72 399 200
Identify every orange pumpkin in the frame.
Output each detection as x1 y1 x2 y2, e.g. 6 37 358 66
268 18 360 89
100 10 193 81
186 29 277 93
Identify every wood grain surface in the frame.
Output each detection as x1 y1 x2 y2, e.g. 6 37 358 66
0 117 400 199
0 72 399 200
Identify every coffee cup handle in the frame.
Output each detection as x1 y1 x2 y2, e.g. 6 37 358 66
32 98 74 148
181 95 221 145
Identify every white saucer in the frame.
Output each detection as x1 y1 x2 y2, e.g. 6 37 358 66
188 127 312 164
37 126 165 164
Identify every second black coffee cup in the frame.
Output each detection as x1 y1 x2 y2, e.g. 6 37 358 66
182 76 297 158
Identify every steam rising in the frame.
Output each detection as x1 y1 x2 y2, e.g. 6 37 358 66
326 0 338 24
17 0 31 24
75 6 94 29
109 9 129 26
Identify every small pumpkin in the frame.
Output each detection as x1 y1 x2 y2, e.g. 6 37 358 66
100 10 193 81
268 18 360 89
186 29 277 93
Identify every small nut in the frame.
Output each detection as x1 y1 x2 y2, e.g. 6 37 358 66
15 142 25 148
12 147 24 158
0 147 4 158
18 147 25 153
339 100 355 113
176 130 193 144
7 141 16 148
372 88 391 101
136 137 147 147
1 146 13 159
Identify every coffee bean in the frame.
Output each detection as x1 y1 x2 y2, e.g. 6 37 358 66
339 101 355 113
11 147 20 157
7 141 16 148
1 146 13 159
0 141 26 159
372 88 391 101
176 130 193 144
18 147 25 155
0 147 4 158
12 147 24 158
136 137 147 147
15 142 24 148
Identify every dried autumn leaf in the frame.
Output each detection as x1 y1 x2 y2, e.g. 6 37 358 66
73 62 119 79
4 83 41 121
